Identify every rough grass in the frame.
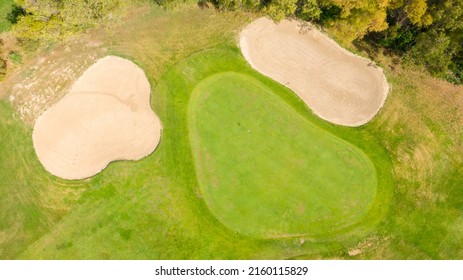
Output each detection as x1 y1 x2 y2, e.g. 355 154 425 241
3 39 105 125
320 41 463 259
189 71 378 238
0 3 462 259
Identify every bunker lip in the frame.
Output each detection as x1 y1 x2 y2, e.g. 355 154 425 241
239 17 390 127
32 56 162 180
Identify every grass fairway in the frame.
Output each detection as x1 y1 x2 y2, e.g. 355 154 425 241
0 101 86 259
189 72 377 238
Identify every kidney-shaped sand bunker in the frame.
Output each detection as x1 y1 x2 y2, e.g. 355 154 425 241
240 18 390 126
33 56 162 180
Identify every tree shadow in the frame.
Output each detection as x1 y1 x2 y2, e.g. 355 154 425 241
352 39 379 61
297 21 313 35
6 4 26 25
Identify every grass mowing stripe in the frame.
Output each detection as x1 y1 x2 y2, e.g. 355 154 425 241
0 101 86 259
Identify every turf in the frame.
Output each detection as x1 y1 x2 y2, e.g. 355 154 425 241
189 72 377 238
0 101 86 259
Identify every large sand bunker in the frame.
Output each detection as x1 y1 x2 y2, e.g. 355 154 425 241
33 56 162 180
240 18 389 126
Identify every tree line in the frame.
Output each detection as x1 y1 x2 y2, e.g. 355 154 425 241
201 0 462 83
2 0 463 83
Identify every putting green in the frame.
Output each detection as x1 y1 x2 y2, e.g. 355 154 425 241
188 72 378 238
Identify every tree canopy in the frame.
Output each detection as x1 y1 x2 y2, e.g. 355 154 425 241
206 0 463 83
3 0 463 83
12 0 127 41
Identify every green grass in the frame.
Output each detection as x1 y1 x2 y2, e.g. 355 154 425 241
0 0 13 32
0 3 462 259
0 101 87 259
189 72 378 238
14 43 392 259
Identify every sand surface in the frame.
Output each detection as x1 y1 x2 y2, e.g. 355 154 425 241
239 18 389 126
33 56 162 180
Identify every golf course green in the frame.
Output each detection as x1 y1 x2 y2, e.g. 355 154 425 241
151 47 393 244
189 72 377 238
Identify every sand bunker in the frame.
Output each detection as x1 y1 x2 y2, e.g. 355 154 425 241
240 17 389 126
33 56 162 180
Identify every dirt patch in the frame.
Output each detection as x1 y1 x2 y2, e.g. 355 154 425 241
2 37 105 125
239 17 389 126
32 56 162 180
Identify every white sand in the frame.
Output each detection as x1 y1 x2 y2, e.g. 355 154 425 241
240 18 389 126
32 56 162 180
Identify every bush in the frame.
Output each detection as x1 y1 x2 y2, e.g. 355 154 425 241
12 0 127 41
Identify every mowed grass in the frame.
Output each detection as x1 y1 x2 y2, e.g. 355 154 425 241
189 72 377 238
156 48 392 243
0 101 87 259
